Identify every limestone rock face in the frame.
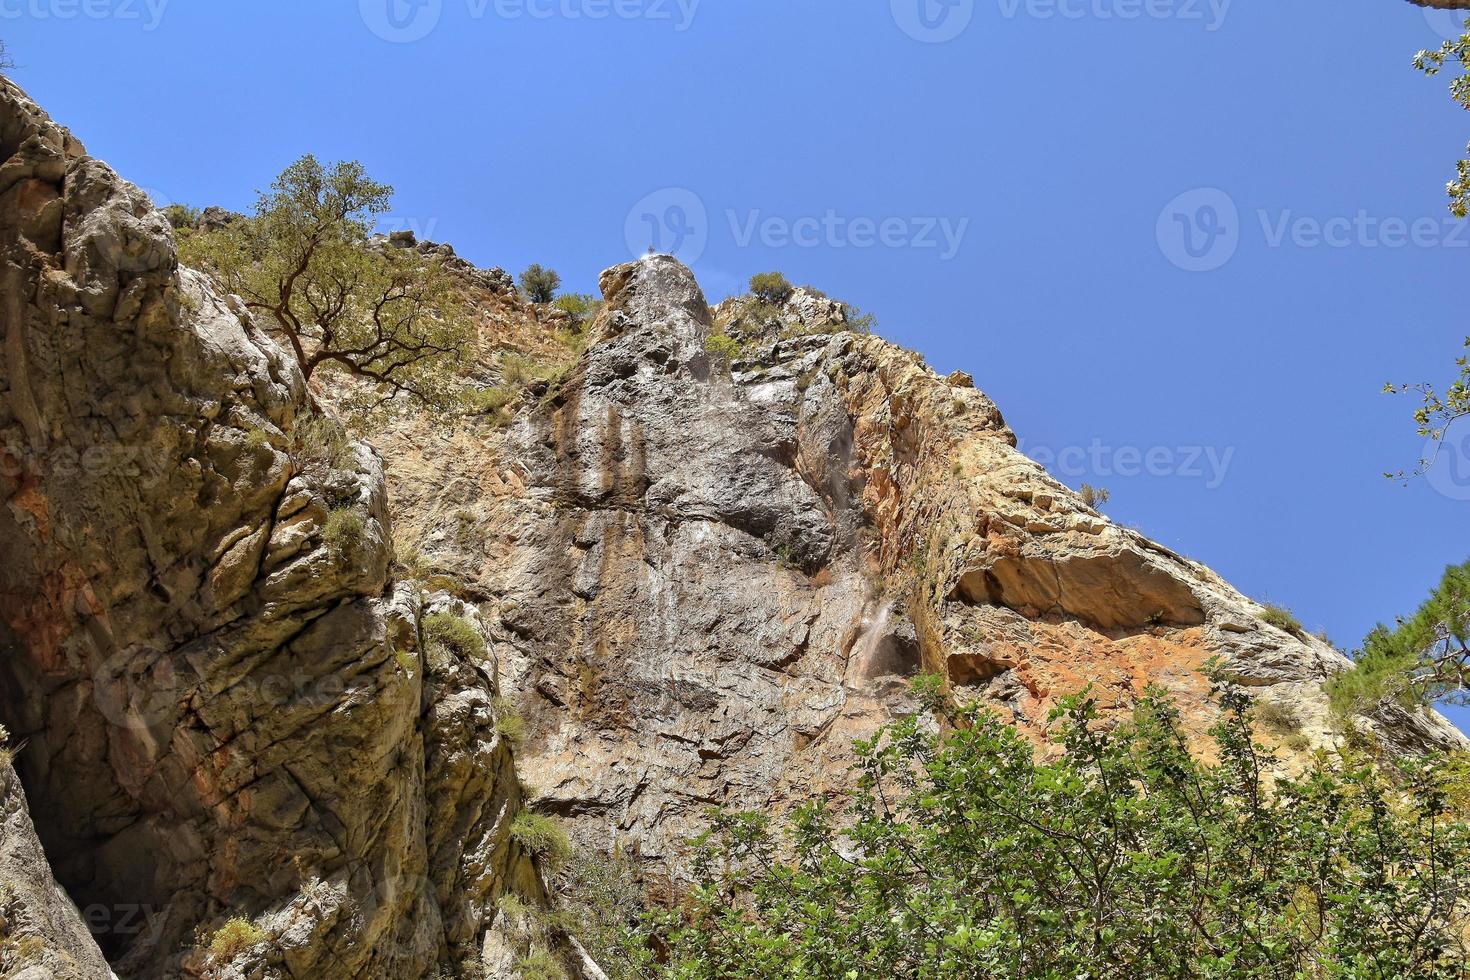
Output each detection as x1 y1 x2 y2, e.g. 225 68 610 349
0 77 539 979
470 255 1465 879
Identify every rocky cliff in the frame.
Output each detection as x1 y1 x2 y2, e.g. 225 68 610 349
0 78 547 979
0 76 1463 980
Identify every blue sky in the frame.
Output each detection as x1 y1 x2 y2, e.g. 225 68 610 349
5 0 1469 729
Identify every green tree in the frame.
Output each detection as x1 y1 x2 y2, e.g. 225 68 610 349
180 155 474 408
749 271 794 306
649 681 1470 979
521 264 562 304
1331 559 1470 716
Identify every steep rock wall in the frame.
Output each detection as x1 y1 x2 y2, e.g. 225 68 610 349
0 78 541 979
481 256 1465 882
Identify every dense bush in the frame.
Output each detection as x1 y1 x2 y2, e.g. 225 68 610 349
647 680 1470 979
749 271 794 306
703 333 742 366
203 918 265 963
322 506 364 559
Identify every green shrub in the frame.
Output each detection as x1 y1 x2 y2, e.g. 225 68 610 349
555 847 655 980
493 696 527 746
520 264 561 304
162 203 201 230
749 271 794 306
514 950 567 980
423 612 485 660
322 507 365 558
512 812 571 871
703 333 742 366
843 303 877 335
463 385 516 417
552 292 601 324
203 917 265 962
1258 603 1304 635
243 427 271 452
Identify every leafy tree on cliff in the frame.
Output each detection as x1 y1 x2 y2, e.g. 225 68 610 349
521 264 561 304
643 681 1470 979
180 155 474 409
1331 560 1470 716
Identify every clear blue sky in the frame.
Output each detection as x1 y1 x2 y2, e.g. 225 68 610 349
5 1 1469 729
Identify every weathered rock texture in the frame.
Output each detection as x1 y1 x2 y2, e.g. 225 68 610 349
466 257 1465 879
0 77 543 979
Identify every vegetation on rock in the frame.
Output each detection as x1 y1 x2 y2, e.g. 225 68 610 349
749 271 794 306
521 264 562 304
1331 559 1470 716
202 918 265 964
1257 603 1305 636
640 681 1470 978
423 612 486 661
180 155 476 409
512 813 572 871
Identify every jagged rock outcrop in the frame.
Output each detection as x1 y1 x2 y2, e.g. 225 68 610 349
0 77 544 979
